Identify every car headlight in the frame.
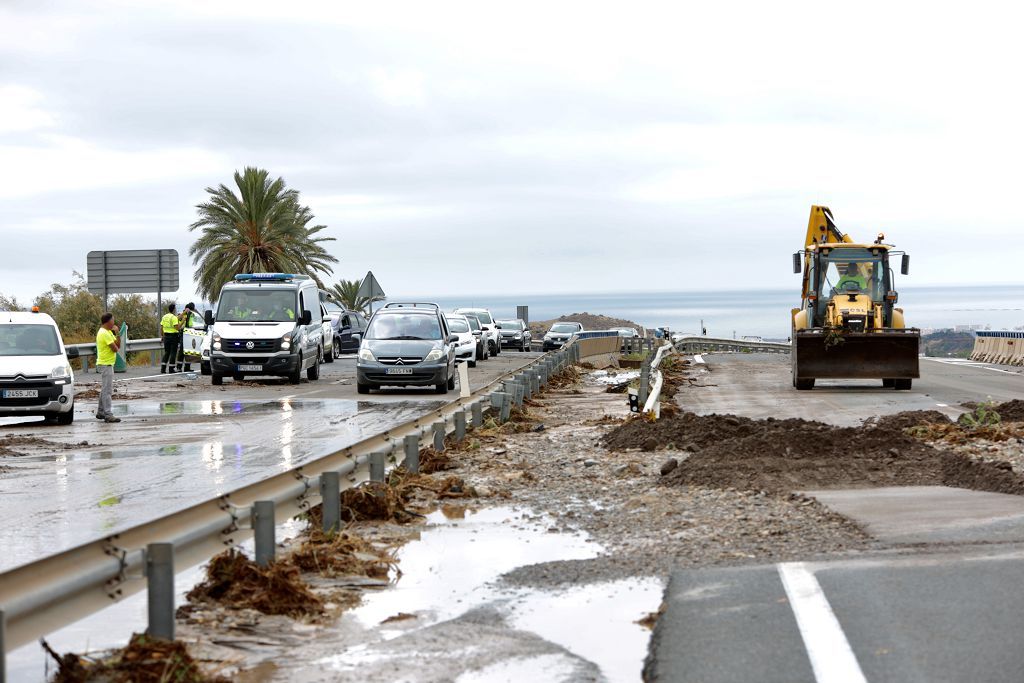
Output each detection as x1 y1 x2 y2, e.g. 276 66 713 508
280 332 292 350
52 365 71 379
514 333 522 339
424 349 444 362
212 334 222 351
358 348 376 362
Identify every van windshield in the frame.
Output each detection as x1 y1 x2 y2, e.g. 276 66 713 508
0 324 61 356
366 313 442 340
218 289 298 322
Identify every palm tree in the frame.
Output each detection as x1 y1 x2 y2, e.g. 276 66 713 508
189 167 338 300
329 278 383 314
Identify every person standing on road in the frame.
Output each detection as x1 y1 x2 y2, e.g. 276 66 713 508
175 302 197 372
160 304 183 373
95 312 121 423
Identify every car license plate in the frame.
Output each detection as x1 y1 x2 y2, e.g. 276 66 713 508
237 364 263 372
3 389 38 398
386 367 414 375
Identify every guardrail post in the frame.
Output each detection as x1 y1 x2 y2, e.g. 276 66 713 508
531 373 540 395
253 501 275 567
146 542 175 640
454 411 467 442
320 471 341 533
639 355 652 406
432 421 446 451
471 402 483 428
369 451 386 481
520 373 532 400
404 434 420 474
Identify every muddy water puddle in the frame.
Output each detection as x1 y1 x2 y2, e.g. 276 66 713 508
304 507 661 682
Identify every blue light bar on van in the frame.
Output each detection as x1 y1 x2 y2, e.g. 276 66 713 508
234 273 298 281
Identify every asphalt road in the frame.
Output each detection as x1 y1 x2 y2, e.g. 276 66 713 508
0 352 542 572
646 548 1024 683
682 353 1024 426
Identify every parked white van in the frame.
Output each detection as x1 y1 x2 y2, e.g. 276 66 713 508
0 309 78 424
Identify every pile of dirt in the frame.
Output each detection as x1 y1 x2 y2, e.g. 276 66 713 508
185 550 322 617
864 410 951 431
995 399 1024 422
0 436 92 456
529 312 642 337
546 365 584 390
604 411 1024 495
75 387 143 400
290 529 395 579
44 633 228 683
338 481 419 523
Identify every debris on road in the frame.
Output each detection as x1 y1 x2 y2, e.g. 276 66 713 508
290 529 395 579
43 632 228 683
184 549 323 617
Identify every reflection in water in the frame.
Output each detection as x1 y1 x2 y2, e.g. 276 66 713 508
280 397 294 470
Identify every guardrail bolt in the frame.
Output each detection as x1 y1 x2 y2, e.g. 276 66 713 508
432 421 446 452
320 471 341 533
145 542 175 640
454 411 467 442
253 501 275 567
471 402 483 428
370 451 386 482
404 434 420 474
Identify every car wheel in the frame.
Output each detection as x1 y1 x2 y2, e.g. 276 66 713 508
333 339 342 359
469 359 477 368
212 372 223 386
323 340 334 364
435 382 448 394
357 382 370 394
289 354 302 384
200 361 211 376
55 408 74 425
307 354 320 380
447 373 456 390
521 341 528 351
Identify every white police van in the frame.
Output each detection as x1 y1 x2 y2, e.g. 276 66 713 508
205 273 328 385
0 309 79 424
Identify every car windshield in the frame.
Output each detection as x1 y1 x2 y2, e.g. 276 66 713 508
465 316 481 331
550 323 579 333
366 313 442 340
217 289 298 322
0 324 61 356
324 301 344 314
497 320 523 330
462 310 493 325
449 319 470 333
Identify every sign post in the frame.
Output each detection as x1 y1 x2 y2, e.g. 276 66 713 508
356 270 386 315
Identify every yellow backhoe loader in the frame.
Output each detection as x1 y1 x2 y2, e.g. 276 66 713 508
791 206 920 390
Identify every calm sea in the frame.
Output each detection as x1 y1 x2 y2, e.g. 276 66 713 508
397 285 1024 340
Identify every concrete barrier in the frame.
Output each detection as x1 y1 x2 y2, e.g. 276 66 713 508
577 335 621 359
971 331 1024 366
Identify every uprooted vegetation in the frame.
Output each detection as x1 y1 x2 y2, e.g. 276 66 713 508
290 529 396 579
603 410 1024 495
44 633 229 683
184 549 323 617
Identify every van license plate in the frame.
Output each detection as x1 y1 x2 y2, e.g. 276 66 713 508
3 389 38 398
237 365 263 372
386 368 413 375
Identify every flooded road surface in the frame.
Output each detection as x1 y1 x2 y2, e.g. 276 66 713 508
0 398 440 571
285 507 663 682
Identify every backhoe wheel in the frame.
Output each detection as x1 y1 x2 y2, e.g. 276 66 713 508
795 378 815 390
893 378 912 390
882 378 895 388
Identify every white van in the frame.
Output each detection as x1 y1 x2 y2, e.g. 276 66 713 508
0 310 78 424
205 273 328 385
452 307 502 356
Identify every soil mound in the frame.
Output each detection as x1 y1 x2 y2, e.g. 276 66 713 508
865 410 952 431
995 399 1024 423
605 412 1024 495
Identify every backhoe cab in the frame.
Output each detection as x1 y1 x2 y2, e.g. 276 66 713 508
791 206 920 390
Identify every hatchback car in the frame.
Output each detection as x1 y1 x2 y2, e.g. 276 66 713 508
543 321 584 350
453 308 501 356
445 314 479 366
464 313 489 362
356 303 458 394
324 300 367 356
496 318 531 351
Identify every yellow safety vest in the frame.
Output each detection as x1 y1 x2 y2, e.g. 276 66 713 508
161 313 180 334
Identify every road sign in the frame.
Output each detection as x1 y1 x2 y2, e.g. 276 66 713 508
357 270 386 314
87 250 179 296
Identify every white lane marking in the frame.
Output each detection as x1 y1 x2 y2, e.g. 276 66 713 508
936 403 949 407
778 562 867 683
922 357 1021 375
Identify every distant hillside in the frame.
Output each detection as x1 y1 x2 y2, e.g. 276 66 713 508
529 312 642 337
921 330 975 358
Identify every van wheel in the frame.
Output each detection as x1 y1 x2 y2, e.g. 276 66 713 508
288 355 302 384
447 373 456 390
55 409 74 425
795 378 815 390
357 382 371 394
307 356 320 380
212 373 223 386
882 378 895 388
200 362 211 376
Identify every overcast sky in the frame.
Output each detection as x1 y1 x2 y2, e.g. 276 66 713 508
1 1 1021 307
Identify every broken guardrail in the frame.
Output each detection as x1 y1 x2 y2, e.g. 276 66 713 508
673 335 790 355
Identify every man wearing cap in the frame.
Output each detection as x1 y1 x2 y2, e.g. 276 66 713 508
95 312 121 423
160 304 184 373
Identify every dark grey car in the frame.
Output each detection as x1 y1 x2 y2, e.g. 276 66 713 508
496 318 531 351
356 303 458 394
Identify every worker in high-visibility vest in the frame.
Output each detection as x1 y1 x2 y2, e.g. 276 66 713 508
175 302 197 372
160 303 184 373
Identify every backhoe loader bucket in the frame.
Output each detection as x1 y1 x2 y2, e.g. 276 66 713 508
793 329 920 381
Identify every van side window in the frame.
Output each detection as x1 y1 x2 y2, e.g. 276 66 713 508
298 292 305 319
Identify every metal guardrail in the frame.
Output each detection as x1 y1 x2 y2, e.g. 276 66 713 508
0 341 582 671
673 335 791 354
68 337 164 372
